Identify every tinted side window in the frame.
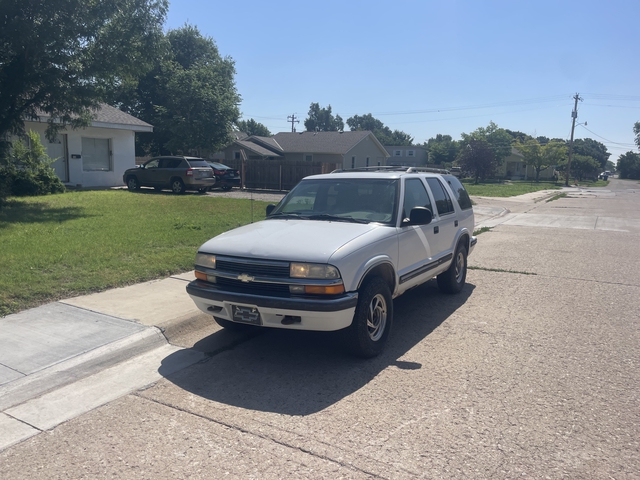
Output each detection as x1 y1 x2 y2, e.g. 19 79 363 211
426 178 455 216
442 175 473 210
187 160 210 168
402 178 433 220
161 158 183 168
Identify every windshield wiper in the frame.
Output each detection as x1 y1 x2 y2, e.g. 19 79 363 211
307 214 368 224
267 212 309 220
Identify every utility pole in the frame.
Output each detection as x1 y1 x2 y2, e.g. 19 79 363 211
565 93 583 186
287 114 299 133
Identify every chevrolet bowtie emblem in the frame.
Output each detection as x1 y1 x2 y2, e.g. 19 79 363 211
237 274 254 283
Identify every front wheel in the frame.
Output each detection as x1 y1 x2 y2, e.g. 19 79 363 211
221 184 233 191
344 276 393 358
437 243 468 294
171 178 185 194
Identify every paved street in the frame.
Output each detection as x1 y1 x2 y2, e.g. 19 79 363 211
1 179 639 478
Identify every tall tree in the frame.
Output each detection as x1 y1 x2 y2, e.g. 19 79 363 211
456 138 496 184
461 121 513 168
617 151 640 179
563 154 600 181
115 25 240 156
513 138 567 182
304 103 344 132
346 113 413 146
0 0 168 146
425 134 460 165
571 138 610 170
236 119 271 137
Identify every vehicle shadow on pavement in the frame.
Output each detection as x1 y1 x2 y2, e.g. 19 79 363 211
158 280 475 416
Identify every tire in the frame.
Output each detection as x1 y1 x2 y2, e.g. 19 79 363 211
221 184 233 191
198 187 208 193
214 316 257 332
126 176 139 191
171 178 185 194
344 276 393 358
437 243 468 294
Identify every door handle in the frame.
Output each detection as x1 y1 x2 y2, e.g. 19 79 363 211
434 226 439 234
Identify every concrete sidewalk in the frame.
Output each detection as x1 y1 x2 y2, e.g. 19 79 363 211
0 192 538 451
0 272 208 451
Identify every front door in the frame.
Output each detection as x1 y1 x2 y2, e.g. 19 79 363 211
47 134 68 182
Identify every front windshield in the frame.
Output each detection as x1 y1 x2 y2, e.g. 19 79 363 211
269 178 399 225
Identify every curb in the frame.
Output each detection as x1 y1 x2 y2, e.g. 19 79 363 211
0 327 167 412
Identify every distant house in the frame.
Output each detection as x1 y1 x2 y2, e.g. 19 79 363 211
221 131 390 189
496 148 555 180
21 104 152 188
385 146 428 167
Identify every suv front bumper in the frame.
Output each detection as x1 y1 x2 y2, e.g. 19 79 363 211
186 280 358 331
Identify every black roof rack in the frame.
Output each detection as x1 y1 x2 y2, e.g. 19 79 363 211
331 165 450 174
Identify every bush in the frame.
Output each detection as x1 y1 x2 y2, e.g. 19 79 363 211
0 130 66 200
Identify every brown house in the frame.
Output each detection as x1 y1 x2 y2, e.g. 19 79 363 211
221 131 390 190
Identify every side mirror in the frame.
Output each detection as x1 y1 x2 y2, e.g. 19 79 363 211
409 207 432 225
266 204 276 216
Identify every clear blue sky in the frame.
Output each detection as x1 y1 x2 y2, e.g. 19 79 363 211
165 0 639 164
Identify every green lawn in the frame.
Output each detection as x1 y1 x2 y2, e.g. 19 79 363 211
0 190 270 316
462 179 608 197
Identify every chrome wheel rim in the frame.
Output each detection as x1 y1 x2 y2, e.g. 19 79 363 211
367 293 387 341
172 181 182 193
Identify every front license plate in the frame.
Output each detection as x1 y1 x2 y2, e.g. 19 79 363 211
232 305 262 325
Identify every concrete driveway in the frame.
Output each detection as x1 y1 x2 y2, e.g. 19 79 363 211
1 179 639 478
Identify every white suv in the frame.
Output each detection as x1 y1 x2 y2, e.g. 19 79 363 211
187 167 476 357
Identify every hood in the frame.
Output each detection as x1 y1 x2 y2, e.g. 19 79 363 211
198 219 394 264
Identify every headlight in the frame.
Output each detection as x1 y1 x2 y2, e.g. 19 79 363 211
195 252 216 269
290 263 340 279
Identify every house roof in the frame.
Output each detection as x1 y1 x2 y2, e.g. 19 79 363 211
90 104 152 131
32 103 153 132
236 139 283 158
272 131 387 155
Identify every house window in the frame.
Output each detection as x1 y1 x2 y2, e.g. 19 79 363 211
351 156 356 169
304 154 313 162
394 150 402 157
407 150 415 157
234 151 241 160
366 157 370 167
81 137 111 171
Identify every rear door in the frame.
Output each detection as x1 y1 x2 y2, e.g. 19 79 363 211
159 157 183 186
425 177 458 257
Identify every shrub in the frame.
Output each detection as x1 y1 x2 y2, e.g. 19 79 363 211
0 130 66 199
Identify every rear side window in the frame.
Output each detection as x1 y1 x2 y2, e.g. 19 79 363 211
426 178 455 216
186 160 210 168
442 175 473 210
161 158 182 168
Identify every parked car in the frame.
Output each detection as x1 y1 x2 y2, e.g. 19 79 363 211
186 166 476 358
123 156 216 194
206 161 241 190
450 166 462 178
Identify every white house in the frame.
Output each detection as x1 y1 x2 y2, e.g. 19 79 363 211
22 104 152 188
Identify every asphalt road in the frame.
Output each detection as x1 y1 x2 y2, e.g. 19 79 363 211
1 179 639 478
